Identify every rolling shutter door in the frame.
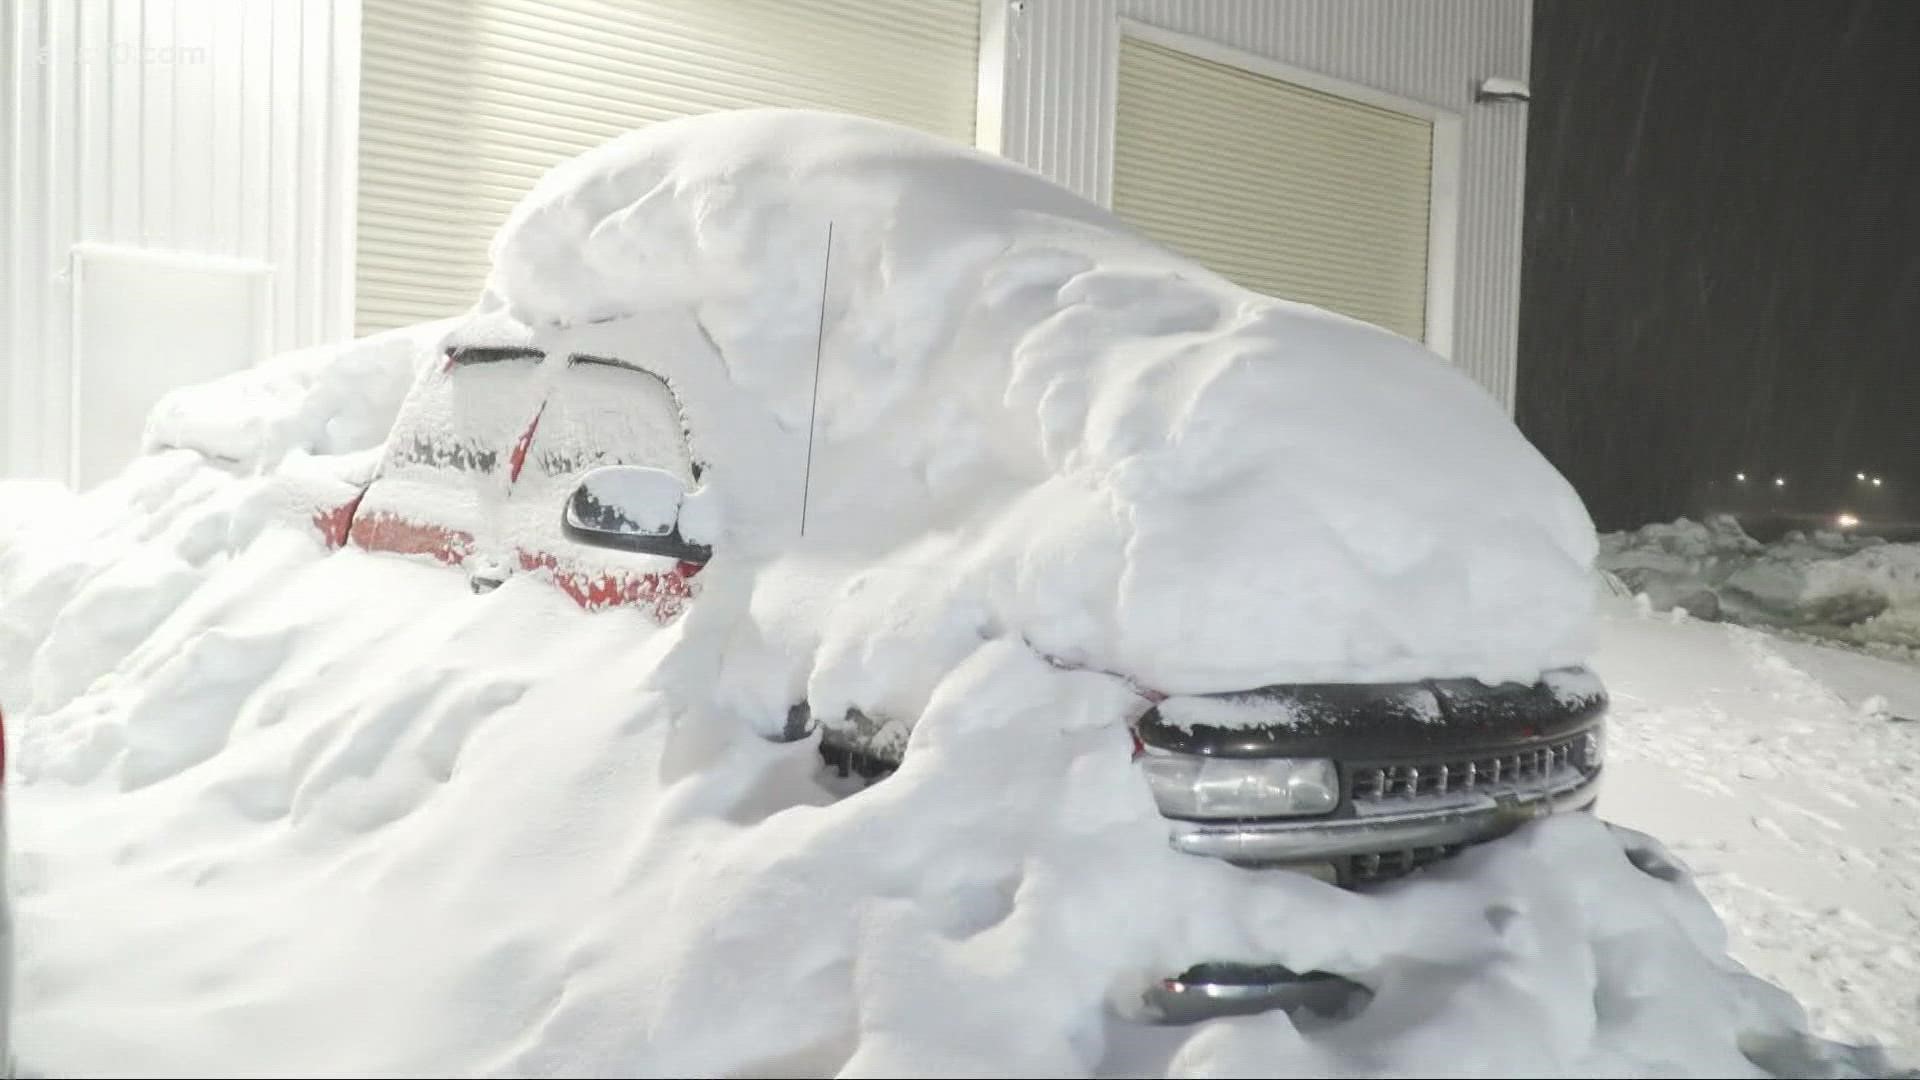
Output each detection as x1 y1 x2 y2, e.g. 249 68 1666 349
1113 35 1434 342
358 0 980 334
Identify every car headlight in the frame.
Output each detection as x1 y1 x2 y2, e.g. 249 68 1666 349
1139 753 1340 819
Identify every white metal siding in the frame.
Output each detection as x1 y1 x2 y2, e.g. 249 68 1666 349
357 0 982 334
992 0 1531 410
1 0 358 481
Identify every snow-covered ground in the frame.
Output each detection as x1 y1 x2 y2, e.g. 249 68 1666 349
1 111 1912 1076
1594 602 1920 1054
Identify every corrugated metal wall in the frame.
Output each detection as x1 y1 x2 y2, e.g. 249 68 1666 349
355 0 980 335
4 0 1529 482
1 0 358 481
991 0 1532 409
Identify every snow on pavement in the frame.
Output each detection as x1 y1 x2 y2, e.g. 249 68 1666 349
1596 599 1920 1053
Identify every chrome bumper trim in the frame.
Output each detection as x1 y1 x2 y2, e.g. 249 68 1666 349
1165 767 1602 864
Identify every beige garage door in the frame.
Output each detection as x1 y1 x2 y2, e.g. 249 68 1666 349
358 0 981 334
1113 35 1435 342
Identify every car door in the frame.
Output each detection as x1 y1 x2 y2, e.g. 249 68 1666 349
504 353 704 621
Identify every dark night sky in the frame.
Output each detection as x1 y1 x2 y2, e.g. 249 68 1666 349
1516 0 1920 531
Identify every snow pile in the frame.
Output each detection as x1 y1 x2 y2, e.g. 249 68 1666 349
1 454 291 717
1 325 443 719
1801 546 1920 648
142 321 445 474
0 111 1898 1076
477 108 1596 693
1601 515 1920 650
1 476 1892 1077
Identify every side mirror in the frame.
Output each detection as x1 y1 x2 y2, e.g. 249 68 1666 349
562 465 712 564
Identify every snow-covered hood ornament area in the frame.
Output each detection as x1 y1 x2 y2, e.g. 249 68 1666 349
0 111 1899 1077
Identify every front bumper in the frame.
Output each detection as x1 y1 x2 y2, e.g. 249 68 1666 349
1164 764 1602 867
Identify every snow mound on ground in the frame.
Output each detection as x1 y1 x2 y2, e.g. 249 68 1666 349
0 464 1893 1077
2 454 274 716
1801 547 1920 648
143 320 446 473
0 328 439 718
478 108 1595 692
1601 515 1920 651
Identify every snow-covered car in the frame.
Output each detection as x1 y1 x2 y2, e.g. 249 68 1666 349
314 372 1610 876
297 109 1609 1021
309 348 1609 1015
318 370 1610 881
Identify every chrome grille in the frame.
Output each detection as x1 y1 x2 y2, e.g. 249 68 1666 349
1347 733 1589 803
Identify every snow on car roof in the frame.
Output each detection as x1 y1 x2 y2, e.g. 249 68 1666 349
473 108 1598 698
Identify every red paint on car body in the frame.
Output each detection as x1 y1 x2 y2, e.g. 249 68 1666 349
516 548 696 623
311 491 368 550
349 511 477 566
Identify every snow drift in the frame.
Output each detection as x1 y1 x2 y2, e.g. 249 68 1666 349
1601 514 1920 652
473 107 1597 694
0 462 1889 1078
0 111 1896 1077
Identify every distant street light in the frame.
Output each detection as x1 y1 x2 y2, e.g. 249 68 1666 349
1857 472 1868 481
1873 477 1884 487
1735 472 1747 482
1774 477 1787 487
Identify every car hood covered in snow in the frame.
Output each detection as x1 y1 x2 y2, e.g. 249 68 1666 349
469 109 1596 703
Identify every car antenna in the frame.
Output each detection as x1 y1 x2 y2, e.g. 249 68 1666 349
801 220 833 537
